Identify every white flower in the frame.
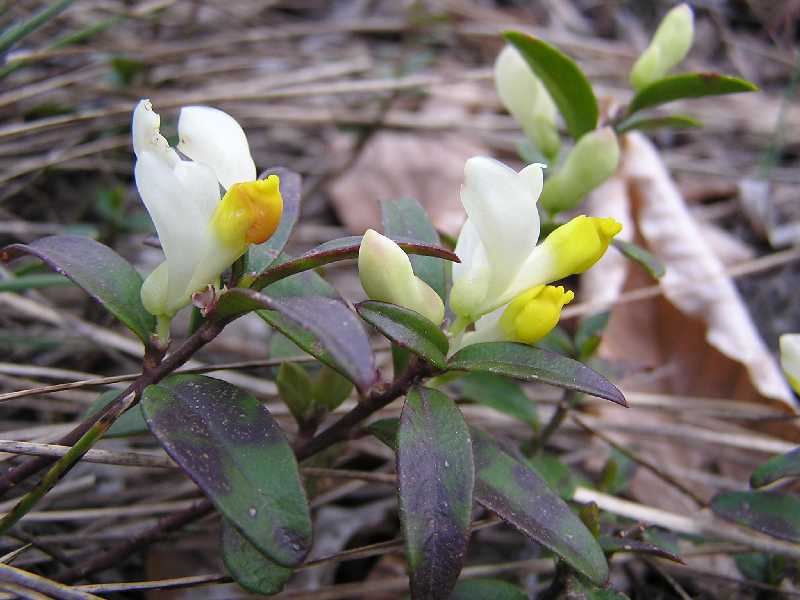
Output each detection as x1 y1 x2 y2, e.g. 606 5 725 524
358 229 444 325
133 99 282 319
780 334 800 395
449 157 621 325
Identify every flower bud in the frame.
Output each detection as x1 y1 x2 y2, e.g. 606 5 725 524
630 3 694 91
500 285 574 344
541 215 622 281
494 44 560 161
780 334 800 395
539 127 620 215
358 229 445 325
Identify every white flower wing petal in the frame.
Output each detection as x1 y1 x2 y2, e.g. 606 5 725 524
178 106 256 189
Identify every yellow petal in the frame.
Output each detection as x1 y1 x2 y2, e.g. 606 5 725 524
545 215 622 279
211 175 283 249
500 284 574 344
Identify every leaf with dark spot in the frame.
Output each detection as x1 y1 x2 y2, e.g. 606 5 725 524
221 518 293 595
382 197 447 300
215 290 377 393
750 448 800 488
398 387 474 600
142 375 311 567
245 167 302 275
357 301 448 369
1 235 154 343
471 427 608 584
712 491 800 543
448 342 626 406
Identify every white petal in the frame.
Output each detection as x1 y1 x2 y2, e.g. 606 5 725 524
494 243 556 310
460 157 542 297
178 106 256 189
494 46 540 128
456 308 506 349
132 99 179 165
781 334 800 391
451 218 481 282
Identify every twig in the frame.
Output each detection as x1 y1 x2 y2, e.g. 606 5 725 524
0 563 102 600
572 415 707 507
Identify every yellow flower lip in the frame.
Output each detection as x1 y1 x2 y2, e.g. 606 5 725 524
212 175 283 248
500 284 574 344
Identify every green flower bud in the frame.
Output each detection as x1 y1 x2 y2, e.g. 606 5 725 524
630 3 695 91
539 127 620 215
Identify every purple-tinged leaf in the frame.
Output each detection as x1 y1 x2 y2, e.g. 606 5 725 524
398 387 474 600
357 301 448 369
448 342 626 406
245 167 301 276
382 197 447 300
250 235 459 291
471 427 608 584
215 289 377 393
751 448 800 489
598 535 683 564
221 519 293 595
142 375 312 567
1 235 154 343
712 491 800 542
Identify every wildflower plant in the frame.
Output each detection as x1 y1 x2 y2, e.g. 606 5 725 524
0 4 763 598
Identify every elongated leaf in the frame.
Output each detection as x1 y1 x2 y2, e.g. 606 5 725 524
382 197 447 300
1 235 154 343
565 573 630 599
471 427 608 584
598 536 683 563
574 312 610 360
751 448 800 488
221 519 293 595
215 289 377 393
526 453 577 500
711 491 800 542
448 342 626 406
616 114 702 134
612 239 665 279
251 235 459 291
357 301 448 369
366 417 400 451
85 390 148 438
245 168 302 275
398 387 474 600
628 73 757 115
456 372 537 428
142 375 312 567
504 31 598 139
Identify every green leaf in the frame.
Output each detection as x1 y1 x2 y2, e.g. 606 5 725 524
616 114 702 134
142 375 312 567
471 427 608 583
574 312 610 361
598 535 683 564
398 387 474 599
216 290 377 393
381 197 447 300
627 73 758 115
526 453 577 500
598 448 636 495
504 31 598 140
750 447 800 488
612 239 665 279
250 235 459 291
447 342 626 406
84 390 148 438
565 573 630 599
277 363 314 424
245 168 302 276
734 552 786 585
456 372 537 429
448 579 527 600
366 417 400 451
0 273 73 292
1 235 154 343
357 301 448 369
311 366 353 411
537 325 576 357
712 491 800 543
221 519 293 595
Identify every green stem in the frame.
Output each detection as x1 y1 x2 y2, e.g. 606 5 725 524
529 391 580 455
0 0 75 54
156 315 171 344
